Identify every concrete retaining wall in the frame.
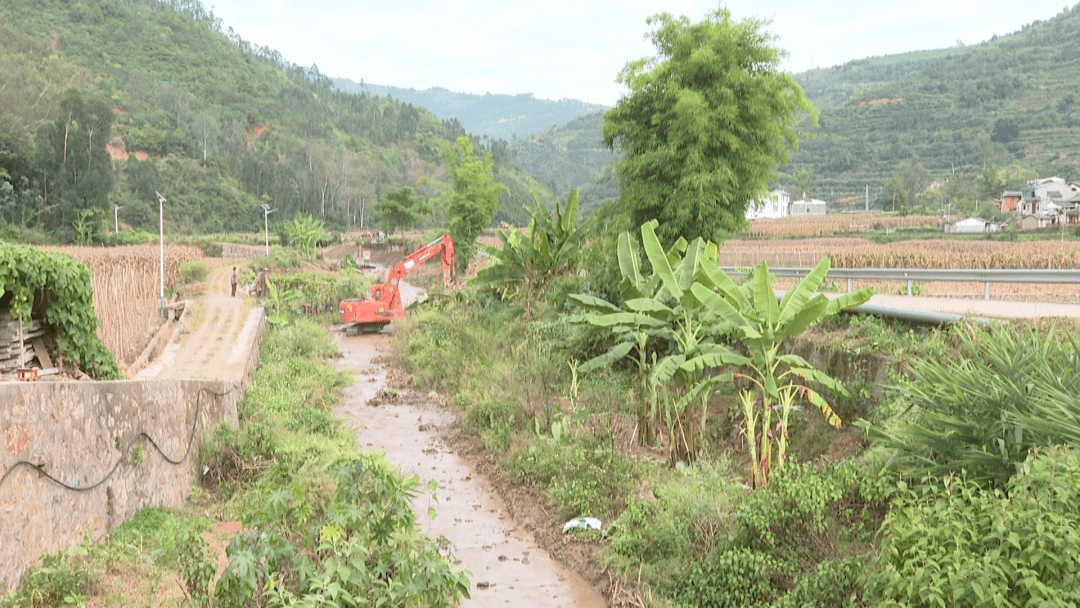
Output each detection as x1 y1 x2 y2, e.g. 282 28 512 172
0 310 266 591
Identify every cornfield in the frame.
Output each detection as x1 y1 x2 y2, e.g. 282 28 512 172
744 214 940 238
720 238 1080 270
720 238 1080 301
45 245 204 366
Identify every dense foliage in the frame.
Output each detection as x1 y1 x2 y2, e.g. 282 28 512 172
0 0 547 242
858 324 1080 486
602 7 815 243
475 189 594 305
870 447 1080 607
0 244 119 378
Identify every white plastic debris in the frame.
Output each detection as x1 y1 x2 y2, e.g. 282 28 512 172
562 517 602 533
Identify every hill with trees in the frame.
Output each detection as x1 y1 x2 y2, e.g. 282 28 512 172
508 112 620 217
0 0 550 242
501 4 1080 221
785 3 1080 212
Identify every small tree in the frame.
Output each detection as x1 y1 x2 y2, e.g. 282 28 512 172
374 186 429 239
571 221 749 462
435 136 506 273
602 7 815 244
283 212 329 258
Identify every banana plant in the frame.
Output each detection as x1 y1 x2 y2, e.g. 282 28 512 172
691 257 873 487
570 221 748 462
263 276 302 325
475 189 595 308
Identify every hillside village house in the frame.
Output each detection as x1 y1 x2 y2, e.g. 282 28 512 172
1000 191 1022 214
746 189 791 219
746 190 826 220
1002 177 1080 229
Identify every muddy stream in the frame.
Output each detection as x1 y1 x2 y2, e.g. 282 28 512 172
334 332 608 607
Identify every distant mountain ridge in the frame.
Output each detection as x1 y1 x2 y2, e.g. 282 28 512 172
332 79 606 141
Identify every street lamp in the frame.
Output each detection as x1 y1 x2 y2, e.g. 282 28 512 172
261 203 276 257
155 191 165 316
113 204 121 235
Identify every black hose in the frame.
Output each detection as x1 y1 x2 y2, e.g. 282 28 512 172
0 384 239 493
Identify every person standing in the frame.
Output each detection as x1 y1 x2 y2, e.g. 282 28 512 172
256 268 268 298
230 266 239 297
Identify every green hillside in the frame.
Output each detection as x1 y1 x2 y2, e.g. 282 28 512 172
0 0 547 241
506 4 1080 218
785 4 1080 210
508 112 620 216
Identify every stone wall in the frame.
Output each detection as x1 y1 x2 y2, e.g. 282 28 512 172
0 312 265 591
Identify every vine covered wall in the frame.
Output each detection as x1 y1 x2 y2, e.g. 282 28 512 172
0 244 119 378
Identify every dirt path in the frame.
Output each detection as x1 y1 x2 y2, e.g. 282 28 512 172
334 333 608 608
138 263 260 381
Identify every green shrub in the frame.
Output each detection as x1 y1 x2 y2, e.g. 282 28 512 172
858 324 1080 486
178 260 209 283
212 456 470 607
671 548 787 608
511 431 637 519
869 446 1080 607
0 549 93 608
774 556 867 608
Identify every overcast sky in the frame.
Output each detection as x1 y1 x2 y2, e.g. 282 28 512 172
210 1 1072 106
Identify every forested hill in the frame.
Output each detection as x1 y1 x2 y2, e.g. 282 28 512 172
504 4 1080 218
332 79 604 142
784 3 1080 209
508 113 619 217
0 0 548 241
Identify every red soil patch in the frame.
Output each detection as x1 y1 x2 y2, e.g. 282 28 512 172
858 97 904 107
106 137 127 162
134 150 151 161
245 124 268 149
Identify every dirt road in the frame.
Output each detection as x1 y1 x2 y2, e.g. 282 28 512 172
334 333 608 608
137 263 261 381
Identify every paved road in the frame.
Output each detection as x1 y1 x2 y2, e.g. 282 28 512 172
776 288 1080 320
857 294 1080 320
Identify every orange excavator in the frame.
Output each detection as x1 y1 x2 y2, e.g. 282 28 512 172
339 235 455 333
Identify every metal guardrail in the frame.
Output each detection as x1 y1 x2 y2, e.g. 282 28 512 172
720 267 1080 300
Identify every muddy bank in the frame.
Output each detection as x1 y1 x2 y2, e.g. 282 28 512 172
334 333 607 608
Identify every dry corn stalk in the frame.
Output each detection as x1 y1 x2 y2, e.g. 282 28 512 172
43 245 204 365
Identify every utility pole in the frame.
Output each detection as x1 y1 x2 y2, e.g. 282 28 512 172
865 185 869 212
113 205 121 234
261 203 276 257
155 192 165 317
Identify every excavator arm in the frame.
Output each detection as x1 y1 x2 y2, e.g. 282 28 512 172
339 235 455 332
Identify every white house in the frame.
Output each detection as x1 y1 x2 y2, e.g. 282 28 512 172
746 189 791 220
945 217 999 233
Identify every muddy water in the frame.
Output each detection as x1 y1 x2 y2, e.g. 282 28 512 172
334 333 608 608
